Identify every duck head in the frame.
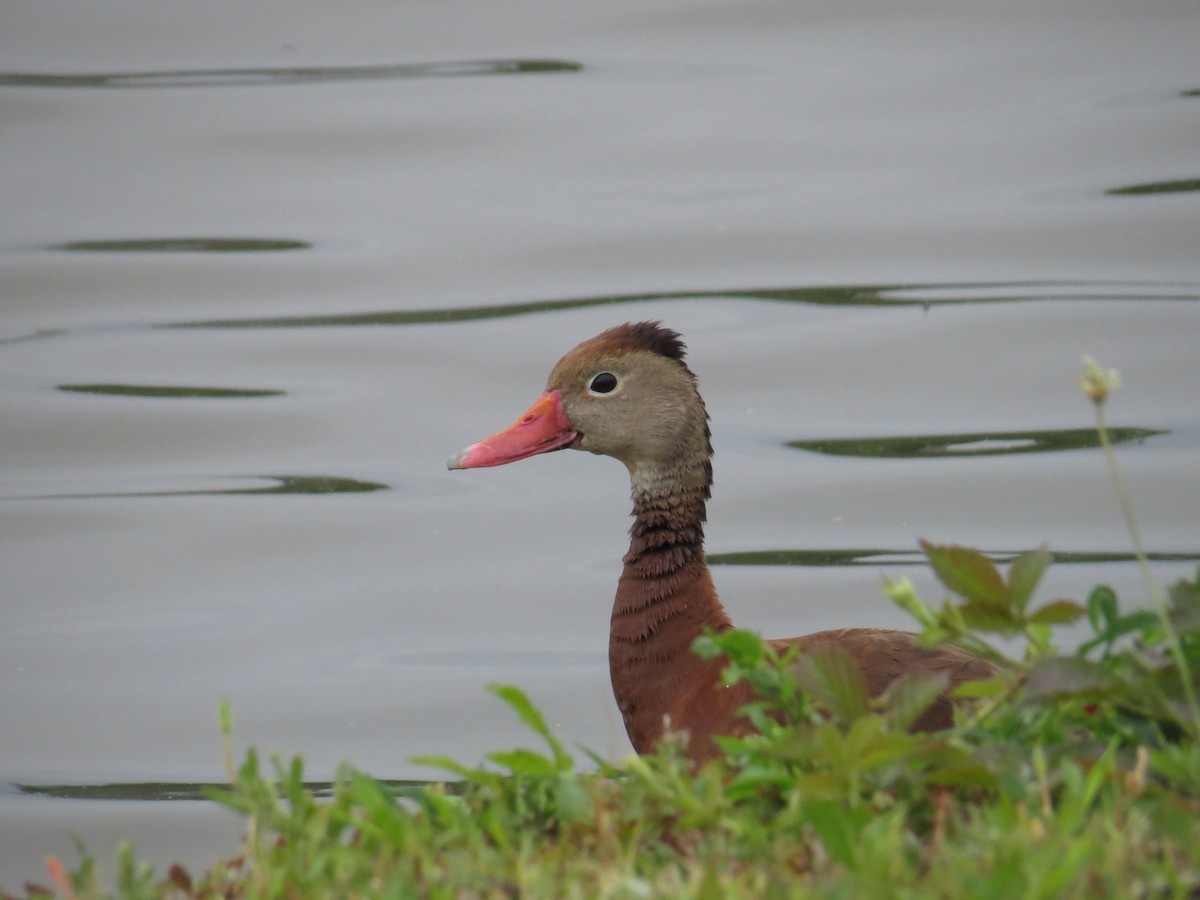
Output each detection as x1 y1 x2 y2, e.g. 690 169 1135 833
447 322 710 482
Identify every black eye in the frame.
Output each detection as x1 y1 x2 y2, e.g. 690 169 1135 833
588 372 618 395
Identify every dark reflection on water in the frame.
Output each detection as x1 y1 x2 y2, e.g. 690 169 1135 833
708 548 1200 567
1106 178 1200 196
16 779 458 802
172 281 1200 330
788 427 1166 458
0 59 582 90
4 475 388 502
0 328 65 347
59 384 283 399
53 238 310 253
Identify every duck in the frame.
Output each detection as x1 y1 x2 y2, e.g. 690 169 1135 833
448 321 994 764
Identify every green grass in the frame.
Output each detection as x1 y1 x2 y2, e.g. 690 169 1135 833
17 554 1200 899
12 358 1200 899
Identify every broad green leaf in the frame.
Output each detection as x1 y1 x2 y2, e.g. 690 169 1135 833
1113 610 1160 636
1077 609 1159 656
920 541 1010 610
702 628 767 668
797 643 870 722
727 765 793 798
880 670 950 732
733 699 777 733
1007 546 1051 614
1028 598 1086 626
959 600 1022 634
848 726 921 774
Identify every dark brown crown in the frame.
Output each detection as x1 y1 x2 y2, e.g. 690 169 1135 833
591 321 687 361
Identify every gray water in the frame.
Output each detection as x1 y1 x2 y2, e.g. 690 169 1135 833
3 0 1199 886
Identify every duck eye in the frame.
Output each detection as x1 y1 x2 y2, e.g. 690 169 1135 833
588 372 619 395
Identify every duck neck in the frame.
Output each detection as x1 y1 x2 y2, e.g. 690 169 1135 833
609 458 733 752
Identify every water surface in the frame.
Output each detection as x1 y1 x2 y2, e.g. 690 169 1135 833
2 0 1199 886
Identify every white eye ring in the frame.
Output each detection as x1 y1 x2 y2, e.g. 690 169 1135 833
588 371 619 395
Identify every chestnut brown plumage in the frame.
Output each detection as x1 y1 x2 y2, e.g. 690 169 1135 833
449 322 994 764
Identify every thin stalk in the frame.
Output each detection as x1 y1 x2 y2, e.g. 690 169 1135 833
220 697 236 783
1086 360 1200 736
1093 401 1158 610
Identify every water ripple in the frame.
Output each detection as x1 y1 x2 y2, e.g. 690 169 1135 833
1 475 389 501
708 548 1200 567
52 238 310 253
59 383 283 399
788 427 1166 459
0 59 582 90
1106 178 1200 197
14 778 448 801
171 281 1200 330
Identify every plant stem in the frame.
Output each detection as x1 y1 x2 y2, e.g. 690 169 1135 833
1093 399 1200 735
1093 402 1155 605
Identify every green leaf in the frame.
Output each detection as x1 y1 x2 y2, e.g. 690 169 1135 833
1149 742 1200 795
880 670 950 732
704 629 767 669
803 800 862 868
1086 585 1119 634
486 749 558 777
1028 599 1086 626
796 643 870 722
1007 546 1051 614
1025 622 1053 651
920 541 1010 610
410 755 481 781
691 633 721 660
488 684 573 771
1078 609 1159 656
847 723 920 774
959 600 1022 634
553 777 593 825
1113 610 1161 638
733 699 778 733
950 676 1006 699
727 764 794 798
